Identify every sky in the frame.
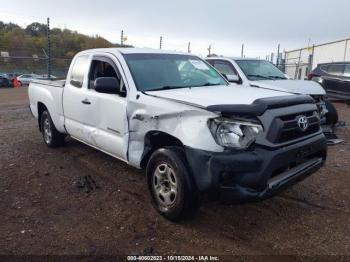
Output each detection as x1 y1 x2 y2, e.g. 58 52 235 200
0 0 349 58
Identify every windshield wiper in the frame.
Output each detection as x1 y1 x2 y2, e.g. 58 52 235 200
147 83 222 91
268 75 288 80
191 82 222 87
146 85 188 92
247 74 272 80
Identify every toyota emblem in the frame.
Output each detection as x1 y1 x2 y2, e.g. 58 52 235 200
297 116 309 131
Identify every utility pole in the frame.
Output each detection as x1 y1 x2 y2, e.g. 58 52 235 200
160 36 163 49
294 48 302 79
208 45 211 57
46 17 51 80
121 30 124 46
310 44 315 70
188 42 191 53
241 44 244 57
276 44 280 67
271 52 274 63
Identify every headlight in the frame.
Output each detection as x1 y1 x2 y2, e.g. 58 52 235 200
208 118 263 149
312 95 328 117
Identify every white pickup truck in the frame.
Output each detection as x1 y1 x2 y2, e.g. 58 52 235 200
29 48 327 221
206 57 339 132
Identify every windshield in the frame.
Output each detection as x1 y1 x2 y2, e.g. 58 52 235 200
123 53 227 91
235 60 287 81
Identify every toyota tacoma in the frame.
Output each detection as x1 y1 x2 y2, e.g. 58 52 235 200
29 48 327 221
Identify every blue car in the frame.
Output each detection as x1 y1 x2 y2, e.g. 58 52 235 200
0 74 13 88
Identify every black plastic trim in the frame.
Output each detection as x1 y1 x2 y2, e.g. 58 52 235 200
206 95 315 116
184 133 326 203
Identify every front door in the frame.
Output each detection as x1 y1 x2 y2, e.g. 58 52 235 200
84 54 128 161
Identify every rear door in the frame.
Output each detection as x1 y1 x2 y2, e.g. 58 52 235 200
343 63 350 98
323 63 345 98
63 55 95 144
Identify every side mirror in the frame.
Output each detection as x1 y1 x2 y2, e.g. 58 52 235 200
94 77 120 94
223 74 240 83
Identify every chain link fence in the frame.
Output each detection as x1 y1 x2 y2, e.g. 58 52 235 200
0 46 312 81
0 46 71 78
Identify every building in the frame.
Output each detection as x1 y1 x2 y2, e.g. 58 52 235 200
284 38 350 79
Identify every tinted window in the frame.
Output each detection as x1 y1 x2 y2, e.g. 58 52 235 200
70 56 89 88
327 64 344 76
213 61 238 76
89 58 120 89
320 65 328 72
124 54 227 91
344 64 350 77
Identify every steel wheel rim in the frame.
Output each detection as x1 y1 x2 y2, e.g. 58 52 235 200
153 163 178 208
43 118 52 144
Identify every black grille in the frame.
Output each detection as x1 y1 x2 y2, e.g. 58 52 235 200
267 111 320 143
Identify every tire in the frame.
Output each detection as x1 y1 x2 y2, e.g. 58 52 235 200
146 147 201 221
40 110 66 147
325 100 339 126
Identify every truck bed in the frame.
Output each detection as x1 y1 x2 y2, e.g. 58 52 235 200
28 79 66 134
31 79 66 88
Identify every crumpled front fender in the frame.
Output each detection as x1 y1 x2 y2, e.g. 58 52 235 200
126 94 223 168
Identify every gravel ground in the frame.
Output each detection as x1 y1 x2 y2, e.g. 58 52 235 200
0 87 349 256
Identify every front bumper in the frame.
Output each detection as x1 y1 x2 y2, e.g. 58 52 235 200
185 133 327 203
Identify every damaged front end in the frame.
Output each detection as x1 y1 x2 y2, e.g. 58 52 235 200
126 93 327 204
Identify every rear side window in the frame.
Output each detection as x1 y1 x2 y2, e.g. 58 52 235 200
70 56 89 88
326 64 344 76
320 65 328 72
344 64 350 77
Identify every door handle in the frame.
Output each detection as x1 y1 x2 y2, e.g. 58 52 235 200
81 99 91 105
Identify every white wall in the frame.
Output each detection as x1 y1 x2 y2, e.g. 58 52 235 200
312 41 347 68
285 38 350 79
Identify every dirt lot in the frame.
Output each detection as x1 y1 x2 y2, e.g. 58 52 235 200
0 87 349 256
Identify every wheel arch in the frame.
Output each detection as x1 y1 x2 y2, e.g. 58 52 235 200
140 131 185 169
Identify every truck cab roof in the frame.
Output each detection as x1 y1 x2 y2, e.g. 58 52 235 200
78 48 195 56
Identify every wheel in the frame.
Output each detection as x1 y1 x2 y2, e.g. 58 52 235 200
40 110 66 147
146 147 201 221
325 100 339 126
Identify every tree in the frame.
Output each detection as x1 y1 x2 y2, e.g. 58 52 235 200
25 23 47 37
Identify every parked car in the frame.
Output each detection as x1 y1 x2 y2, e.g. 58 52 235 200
17 74 39 86
5 73 18 80
38 74 57 80
29 48 327 221
0 74 13 88
206 57 339 130
308 62 350 100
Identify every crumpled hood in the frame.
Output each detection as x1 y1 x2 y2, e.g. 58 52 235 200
250 80 326 96
145 85 293 108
